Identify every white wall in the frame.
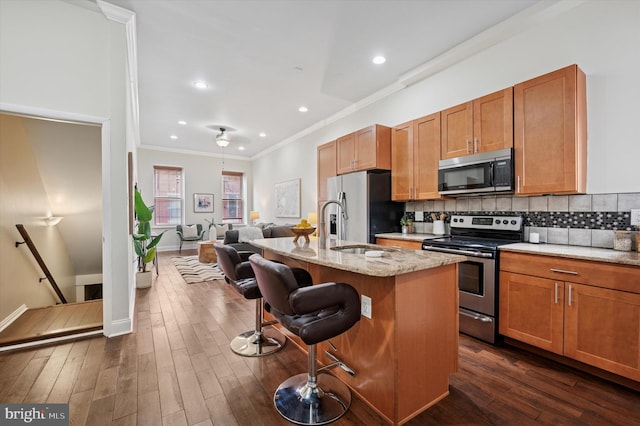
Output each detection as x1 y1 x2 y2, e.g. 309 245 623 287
137 148 253 251
253 1 640 217
0 0 131 336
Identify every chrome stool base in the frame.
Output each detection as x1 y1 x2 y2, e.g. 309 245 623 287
274 373 351 425
230 329 285 357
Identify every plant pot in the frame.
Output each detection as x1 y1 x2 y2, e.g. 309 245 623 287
136 270 153 288
401 225 408 234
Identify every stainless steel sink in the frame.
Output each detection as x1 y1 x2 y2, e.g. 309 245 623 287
330 244 397 254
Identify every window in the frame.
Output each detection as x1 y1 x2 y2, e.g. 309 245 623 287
153 166 183 226
222 171 243 224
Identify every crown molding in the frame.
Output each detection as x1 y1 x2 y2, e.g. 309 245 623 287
138 144 251 162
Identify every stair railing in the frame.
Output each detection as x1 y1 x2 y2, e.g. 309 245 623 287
15 224 68 304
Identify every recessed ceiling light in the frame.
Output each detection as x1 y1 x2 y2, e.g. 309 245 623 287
372 55 386 65
259 132 266 138
170 135 178 140
193 81 208 89
238 146 245 151
178 120 187 125
298 106 308 113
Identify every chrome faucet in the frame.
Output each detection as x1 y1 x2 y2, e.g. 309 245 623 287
318 199 347 249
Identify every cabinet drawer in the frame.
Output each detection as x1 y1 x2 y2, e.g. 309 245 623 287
500 251 640 294
376 238 422 250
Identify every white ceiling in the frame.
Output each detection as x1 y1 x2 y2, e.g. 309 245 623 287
105 0 538 158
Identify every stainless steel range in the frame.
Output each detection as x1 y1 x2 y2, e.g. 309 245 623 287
422 215 523 343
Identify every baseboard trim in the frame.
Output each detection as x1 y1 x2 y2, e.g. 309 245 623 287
107 317 132 337
0 304 28 333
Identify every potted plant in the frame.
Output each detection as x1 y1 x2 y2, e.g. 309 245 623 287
133 188 165 288
400 215 413 234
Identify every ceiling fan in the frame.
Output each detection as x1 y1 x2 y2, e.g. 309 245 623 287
215 127 230 147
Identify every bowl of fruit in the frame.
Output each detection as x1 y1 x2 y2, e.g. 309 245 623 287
291 219 316 243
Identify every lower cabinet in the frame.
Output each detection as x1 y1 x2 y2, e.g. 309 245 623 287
500 251 640 382
376 237 422 250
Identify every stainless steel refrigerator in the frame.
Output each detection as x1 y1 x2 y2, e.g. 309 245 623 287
326 170 404 244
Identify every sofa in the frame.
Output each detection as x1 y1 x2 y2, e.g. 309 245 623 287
223 224 295 254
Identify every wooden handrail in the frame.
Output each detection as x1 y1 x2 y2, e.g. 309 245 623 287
15 224 68 304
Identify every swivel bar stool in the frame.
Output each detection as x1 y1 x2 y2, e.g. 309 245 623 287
249 254 361 425
214 243 312 357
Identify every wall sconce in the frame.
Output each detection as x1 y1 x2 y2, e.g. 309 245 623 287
44 216 64 226
250 211 260 225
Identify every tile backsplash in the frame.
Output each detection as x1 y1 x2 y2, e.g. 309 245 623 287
404 192 640 249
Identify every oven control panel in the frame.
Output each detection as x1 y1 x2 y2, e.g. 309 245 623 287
450 215 522 231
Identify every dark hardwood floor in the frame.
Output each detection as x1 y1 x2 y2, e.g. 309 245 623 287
0 250 638 425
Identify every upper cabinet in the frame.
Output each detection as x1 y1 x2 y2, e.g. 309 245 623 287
317 140 336 203
441 88 513 159
336 124 391 174
514 64 587 196
391 112 443 201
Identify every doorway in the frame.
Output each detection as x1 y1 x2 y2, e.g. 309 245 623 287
0 112 104 348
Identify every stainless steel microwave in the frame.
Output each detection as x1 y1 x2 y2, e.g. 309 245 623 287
438 148 514 195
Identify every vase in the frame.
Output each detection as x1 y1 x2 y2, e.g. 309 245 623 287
136 270 153 288
401 225 408 234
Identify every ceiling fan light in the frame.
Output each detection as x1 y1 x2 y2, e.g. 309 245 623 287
215 128 230 147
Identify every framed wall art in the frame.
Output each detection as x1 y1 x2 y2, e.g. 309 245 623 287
275 178 300 218
194 193 214 213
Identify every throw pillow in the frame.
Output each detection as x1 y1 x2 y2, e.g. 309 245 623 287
182 225 198 238
237 226 264 242
214 224 229 237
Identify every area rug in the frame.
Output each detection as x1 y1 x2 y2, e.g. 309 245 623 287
172 256 225 284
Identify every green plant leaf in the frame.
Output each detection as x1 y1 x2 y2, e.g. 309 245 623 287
134 189 152 222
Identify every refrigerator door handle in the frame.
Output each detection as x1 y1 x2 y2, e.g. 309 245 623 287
338 191 347 240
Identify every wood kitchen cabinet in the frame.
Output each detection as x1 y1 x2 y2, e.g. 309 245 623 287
514 64 587 195
440 87 513 159
336 124 391 174
317 140 337 223
391 112 443 201
317 140 336 203
500 251 640 382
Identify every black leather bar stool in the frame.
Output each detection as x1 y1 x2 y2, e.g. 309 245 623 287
214 243 312 357
249 254 361 425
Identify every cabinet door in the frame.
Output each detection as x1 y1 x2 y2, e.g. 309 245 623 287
499 271 564 355
440 101 472 159
514 64 587 195
473 88 513 153
356 125 391 171
355 125 377 170
564 283 640 381
336 132 356 174
414 112 442 200
391 121 413 201
317 140 336 202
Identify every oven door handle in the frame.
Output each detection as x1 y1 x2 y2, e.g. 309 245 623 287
460 310 493 323
422 246 493 258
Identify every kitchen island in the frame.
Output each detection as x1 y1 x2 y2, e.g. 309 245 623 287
251 237 466 425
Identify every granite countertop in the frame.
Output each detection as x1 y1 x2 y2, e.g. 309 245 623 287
251 237 466 277
375 232 446 242
500 243 640 267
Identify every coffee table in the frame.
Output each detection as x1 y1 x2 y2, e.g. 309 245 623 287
198 241 217 263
